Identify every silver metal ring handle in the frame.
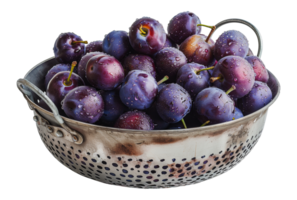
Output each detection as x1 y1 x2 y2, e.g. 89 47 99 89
17 78 83 144
214 18 263 58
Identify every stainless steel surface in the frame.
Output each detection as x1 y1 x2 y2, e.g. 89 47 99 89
16 19 280 188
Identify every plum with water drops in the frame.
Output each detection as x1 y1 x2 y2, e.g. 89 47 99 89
210 56 255 98
245 56 269 83
237 81 272 115
163 35 177 49
176 63 211 99
45 63 72 88
120 70 158 110
62 86 104 124
155 47 187 82
115 110 154 130
53 32 87 64
86 40 103 53
156 83 192 123
194 86 235 125
214 30 249 61
167 11 201 45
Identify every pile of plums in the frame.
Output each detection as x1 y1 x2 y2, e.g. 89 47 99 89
39 11 272 130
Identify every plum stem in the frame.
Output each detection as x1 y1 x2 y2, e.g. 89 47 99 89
210 75 223 83
226 85 236 95
196 66 214 75
157 76 169 85
72 41 88 45
201 120 210 127
139 25 148 36
206 26 216 43
181 118 187 129
197 24 214 29
64 61 77 86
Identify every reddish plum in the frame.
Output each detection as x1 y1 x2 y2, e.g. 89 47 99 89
122 54 156 78
120 70 158 110
154 47 187 82
53 32 87 64
245 56 269 83
102 31 132 60
86 55 124 90
167 11 201 44
62 86 104 123
129 17 166 55
211 56 255 98
115 110 154 130
238 81 272 115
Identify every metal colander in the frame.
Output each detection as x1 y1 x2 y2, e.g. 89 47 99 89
16 19 280 189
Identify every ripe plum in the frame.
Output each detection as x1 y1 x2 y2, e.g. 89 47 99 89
129 15 166 55
245 55 269 83
193 87 235 125
176 62 209 100
53 31 88 64
86 54 125 90
167 10 202 45
156 83 192 123
237 81 272 115
62 86 104 124
120 69 158 110
123 54 156 79
214 28 250 60
154 47 187 83
114 110 154 130
102 29 132 61
210 56 255 98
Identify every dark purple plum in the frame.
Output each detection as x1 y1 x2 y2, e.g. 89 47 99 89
156 83 192 123
114 110 154 130
247 48 254 56
168 121 184 129
62 86 104 124
86 54 124 90
37 99 51 112
102 31 132 60
179 34 215 67
129 17 166 55
214 30 249 61
167 11 201 45
176 63 210 99
211 56 255 98
100 88 128 125
238 81 272 115
120 70 158 110
245 56 269 83
45 63 72 88
208 60 217 76
46 71 84 110
146 101 170 130
122 54 156 78
86 40 103 53
53 32 86 64
155 47 187 82
169 109 202 129
77 52 104 85
163 35 177 48
194 87 235 125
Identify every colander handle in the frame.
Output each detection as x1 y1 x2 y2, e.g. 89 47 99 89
213 18 263 58
17 78 84 145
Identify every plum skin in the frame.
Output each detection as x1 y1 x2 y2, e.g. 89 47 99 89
86 54 125 90
86 40 103 53
45 64 72 88
245 56 269 83
115 110 154 130
129 17 166 55
62 86 104 124
120 70 158 110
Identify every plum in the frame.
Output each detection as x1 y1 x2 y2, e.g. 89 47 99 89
156 83 192 123
45 63 72 88
86 40 103 53
115 110 154 130
245 56 269 83
120 70 158 110
86 54 124 90
62 86 104 123
154 47 187 82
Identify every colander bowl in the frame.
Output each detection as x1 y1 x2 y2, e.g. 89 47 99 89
16 19 280 189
